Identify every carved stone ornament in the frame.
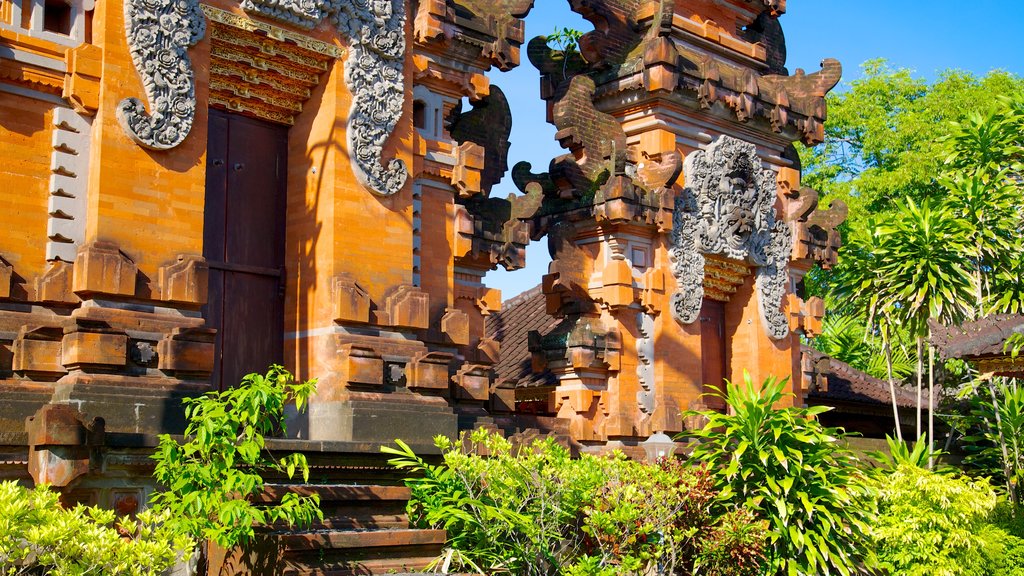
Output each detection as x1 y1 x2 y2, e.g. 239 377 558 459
118 0 206 150
669 136 792 340
240 0 408 196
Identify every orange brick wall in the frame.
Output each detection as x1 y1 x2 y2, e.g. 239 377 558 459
84 0 209 278
0 95 52 282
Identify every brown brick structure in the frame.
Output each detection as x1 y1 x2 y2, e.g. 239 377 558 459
1 0 843 565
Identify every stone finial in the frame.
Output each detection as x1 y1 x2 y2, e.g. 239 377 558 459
0 258 11 299
440 308 470 346
72 241 137 298
35 260 78 304
64 43 103 115
61 321 128 371
453 364 491 402
407 352 453 393
379 285 430 330
332 274 370 324
159 255 208 304
339 345 383 388
13 326 66 379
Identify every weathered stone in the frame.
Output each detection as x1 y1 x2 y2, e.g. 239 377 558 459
0 258 11 299
25 404 103 487
407 352 452 393
340 345 383 388
35 260 78 304
61 327 128 370
453 365 490 402
13 326 66 378
379 285 430 330
440 308 470 346
157 327 216 375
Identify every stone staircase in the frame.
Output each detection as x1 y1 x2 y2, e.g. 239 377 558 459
208 483 447 576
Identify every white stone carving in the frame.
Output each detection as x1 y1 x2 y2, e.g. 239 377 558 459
117 0 206 150
636 311 656 415
669 136 792 340
240 0 409 196
47 107 91 262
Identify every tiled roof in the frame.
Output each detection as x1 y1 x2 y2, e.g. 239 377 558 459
486 285 560 389
930 315 1024 360
803 346 917 409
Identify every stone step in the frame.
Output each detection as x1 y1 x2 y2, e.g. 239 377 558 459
209 485 448 576
259 484 412 531
275 529 446 576
260 481 411 528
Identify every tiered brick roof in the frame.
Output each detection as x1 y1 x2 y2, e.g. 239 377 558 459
487 285 561 389
930 315 1024 360
803 346 917 409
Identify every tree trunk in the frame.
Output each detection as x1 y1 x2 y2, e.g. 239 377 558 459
882 324 904 442
928 341 935 470
985 377 1018 515
916 336 924 440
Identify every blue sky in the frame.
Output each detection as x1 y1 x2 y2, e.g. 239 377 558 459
483 1 1024 299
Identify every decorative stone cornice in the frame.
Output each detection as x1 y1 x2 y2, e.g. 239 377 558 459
239 0 408 196
669 136 791 340
118 0 206 150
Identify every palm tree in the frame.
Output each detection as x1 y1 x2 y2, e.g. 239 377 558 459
873 198 974 466
827 220 911 441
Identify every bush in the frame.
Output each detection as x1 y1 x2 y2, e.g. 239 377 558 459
384 430 766 575
150 365 322 549
0 481 191 575
870 465 1024 576
682 372 874 576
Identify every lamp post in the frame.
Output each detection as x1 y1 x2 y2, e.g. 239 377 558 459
642 432 677 462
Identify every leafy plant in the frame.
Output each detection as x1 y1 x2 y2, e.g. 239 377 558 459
869 434 949 472
150 366 322 550
682 372 875 576
869 465 1020 576
953 378 1024 515
384 430 767 575
547 27 583 53
0 481 191 576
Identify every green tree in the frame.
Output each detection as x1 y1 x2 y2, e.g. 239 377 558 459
873 198 974 465
800 61 1024 226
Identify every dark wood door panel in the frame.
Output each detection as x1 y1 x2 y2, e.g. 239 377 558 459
219 270 284 389
700 299 727 410
225 114 287 269
204 110 287 390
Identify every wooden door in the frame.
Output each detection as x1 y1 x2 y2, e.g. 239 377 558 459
700 299 727 410
204 110 287 390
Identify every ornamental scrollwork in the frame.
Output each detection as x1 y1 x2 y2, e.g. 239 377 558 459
669 136 792 340
239 0 408 196
118 0 206 150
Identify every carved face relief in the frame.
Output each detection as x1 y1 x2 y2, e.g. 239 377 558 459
669 135 792 340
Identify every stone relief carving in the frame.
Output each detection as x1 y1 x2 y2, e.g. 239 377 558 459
240 0 408 196
118 0 206 150
669 136 792 340
636 311 656 415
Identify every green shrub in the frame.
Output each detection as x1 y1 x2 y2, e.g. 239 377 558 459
150 365 322 549
384 430 766 575
869 464 1024 576
682 372 874 576
0 481 191 575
